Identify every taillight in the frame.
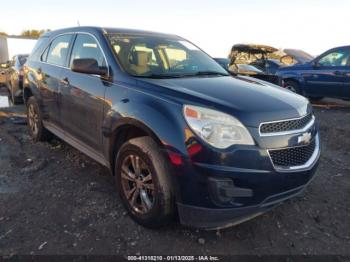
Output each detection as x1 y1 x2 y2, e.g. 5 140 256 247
281 79 286 87
168 152 183 166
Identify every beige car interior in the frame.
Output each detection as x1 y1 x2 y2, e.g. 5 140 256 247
129 50 152 75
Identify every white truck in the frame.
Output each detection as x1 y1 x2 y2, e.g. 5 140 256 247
0 36 37 86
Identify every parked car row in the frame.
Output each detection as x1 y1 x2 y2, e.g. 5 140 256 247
20 27 320 229
278 46 350 100
215 43 350 101
0 36 37 103
0 54 29 104
214 44 314 85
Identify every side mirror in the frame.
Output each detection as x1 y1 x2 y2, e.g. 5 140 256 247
311 61 320 68
71 58 108 76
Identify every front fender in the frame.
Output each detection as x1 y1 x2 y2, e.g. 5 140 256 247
102 89 188 161
278 71 305 85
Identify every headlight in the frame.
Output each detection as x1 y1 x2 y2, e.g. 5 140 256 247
183 105 255 149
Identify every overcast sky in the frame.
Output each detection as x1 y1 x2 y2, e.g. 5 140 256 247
1 0 349 57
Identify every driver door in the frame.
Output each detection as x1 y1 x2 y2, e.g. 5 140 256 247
304 48 350 98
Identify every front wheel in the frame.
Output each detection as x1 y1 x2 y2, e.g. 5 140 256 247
115 136 175 228
309 96 324 102
284 80 301 94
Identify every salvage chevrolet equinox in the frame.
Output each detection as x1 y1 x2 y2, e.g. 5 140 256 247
24 27 320 229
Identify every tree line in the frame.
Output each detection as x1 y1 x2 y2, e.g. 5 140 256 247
0 29 50 38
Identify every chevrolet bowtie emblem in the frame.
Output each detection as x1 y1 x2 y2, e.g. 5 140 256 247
298 132 312 145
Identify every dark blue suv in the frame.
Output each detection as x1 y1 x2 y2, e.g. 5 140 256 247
277 46 350 100
24 27 320 229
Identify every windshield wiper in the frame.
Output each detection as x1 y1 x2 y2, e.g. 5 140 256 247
134 73 186 79
190 71 230 77
134 71 230 79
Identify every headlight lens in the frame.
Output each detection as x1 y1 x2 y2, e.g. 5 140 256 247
183 105 255 149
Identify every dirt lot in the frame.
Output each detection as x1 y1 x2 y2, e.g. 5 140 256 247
0 87 349 256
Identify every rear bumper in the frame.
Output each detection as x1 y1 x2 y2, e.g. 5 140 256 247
178 183 308 230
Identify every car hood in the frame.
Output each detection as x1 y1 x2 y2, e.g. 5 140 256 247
136 76 311 127
283 49 314 64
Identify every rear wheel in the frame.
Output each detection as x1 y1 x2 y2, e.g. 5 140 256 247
26 96 51 142
284 80 301 94
115 136 175 228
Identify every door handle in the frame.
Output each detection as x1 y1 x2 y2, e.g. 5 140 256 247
334 70 345 76
60 77 70 86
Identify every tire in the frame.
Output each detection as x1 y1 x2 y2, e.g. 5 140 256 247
309 96 324 102
115 136 175 228
284 80 301 94
26 96 51 142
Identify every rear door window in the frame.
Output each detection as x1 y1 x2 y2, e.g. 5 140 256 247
41 46 49 62
46 34 73 67
28 36 48 62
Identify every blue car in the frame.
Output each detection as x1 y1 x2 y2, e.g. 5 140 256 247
24 27 320 229
277 46 350 100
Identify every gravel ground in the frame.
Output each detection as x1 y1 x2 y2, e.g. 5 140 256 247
0 87 349 256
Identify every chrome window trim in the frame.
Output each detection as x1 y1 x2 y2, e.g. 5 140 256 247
39 31 110 77
267 134 320 173
259 114 315 137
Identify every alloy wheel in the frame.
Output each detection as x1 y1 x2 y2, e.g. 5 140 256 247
285 85 297 93
28 103 39 136
121 154 155 214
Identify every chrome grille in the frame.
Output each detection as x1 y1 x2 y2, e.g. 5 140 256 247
260 114 313 134
269 139 316 168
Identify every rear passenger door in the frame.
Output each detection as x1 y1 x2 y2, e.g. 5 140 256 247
338 50 350 99
39 34 74 127
342 69 350 99
60 33 109 152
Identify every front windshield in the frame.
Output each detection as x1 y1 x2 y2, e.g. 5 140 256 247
284 49 314 64
107 34 229 78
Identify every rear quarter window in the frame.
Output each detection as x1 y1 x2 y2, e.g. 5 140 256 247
28 37 49 62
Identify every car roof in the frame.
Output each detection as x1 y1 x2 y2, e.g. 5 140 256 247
327 45 350 52
42 26 182 39
231 44 278 54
